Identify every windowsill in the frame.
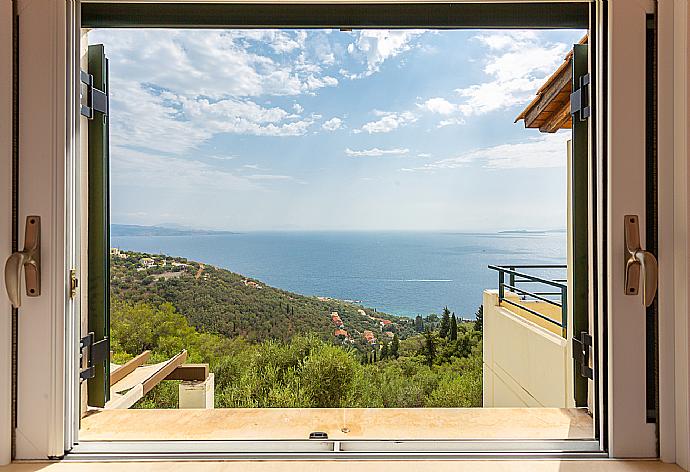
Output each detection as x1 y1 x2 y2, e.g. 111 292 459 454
79 407 593 441
5 459 683 471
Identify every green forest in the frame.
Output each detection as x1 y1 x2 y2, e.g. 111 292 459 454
109 251 484 408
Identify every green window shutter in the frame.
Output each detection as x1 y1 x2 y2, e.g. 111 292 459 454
86 44 110 407
570 43 590 408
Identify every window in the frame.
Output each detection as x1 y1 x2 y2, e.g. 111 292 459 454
4 0 660 460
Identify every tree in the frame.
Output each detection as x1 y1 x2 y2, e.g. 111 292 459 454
450 313 458 341
474 305 484 332
423 328 436 367
380 342 389 360
414 315 424 332
390 334 400 358
439 306 451 338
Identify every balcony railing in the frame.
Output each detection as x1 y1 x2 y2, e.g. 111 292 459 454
487 264 567 338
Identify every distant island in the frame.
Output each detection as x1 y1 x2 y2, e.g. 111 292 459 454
498 229 567 234
111 224 237 237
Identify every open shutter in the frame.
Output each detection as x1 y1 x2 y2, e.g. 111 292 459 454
81 44 110 407
569 43 591 408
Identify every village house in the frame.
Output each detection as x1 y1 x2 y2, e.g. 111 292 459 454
363 330 376 345
330 312 344 327
243 279 263 289
139 257 155 269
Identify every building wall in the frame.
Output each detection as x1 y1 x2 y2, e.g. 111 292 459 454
483 290 572 408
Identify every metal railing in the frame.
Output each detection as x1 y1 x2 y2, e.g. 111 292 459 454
487 264 568 338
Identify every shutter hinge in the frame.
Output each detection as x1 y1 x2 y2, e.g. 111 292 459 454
570 73 591 121
80 332 109 381
572 331 593 380
80 70 108 119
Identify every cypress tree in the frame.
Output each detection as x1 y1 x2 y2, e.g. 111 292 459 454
474 305 484 332
450 313 458 341
391 334 400 358
423 328 436 367
414 315 424 332
439 306 451 338
380 342 389 360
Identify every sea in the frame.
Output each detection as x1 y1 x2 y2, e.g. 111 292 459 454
111 231 566 319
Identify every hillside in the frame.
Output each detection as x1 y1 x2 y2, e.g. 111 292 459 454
110 250 419 349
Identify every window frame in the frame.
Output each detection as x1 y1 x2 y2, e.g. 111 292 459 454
4 0 672 462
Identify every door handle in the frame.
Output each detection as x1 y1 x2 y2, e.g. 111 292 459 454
624 215 657 307
4 216 41 308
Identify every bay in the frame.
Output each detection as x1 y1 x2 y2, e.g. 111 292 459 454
111 231 566 319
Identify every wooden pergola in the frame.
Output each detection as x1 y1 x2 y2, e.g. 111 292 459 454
515 36 588 133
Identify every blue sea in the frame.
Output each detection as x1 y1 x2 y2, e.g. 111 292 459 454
111 231 566 319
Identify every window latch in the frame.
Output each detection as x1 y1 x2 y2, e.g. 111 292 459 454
624 215 658 307
4 216 41 308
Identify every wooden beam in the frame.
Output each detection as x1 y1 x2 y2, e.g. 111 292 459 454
164 364 209 382
142 350 187 395
522 62 572 129
109 350 151 387
540 101 572 133
106 385 144 410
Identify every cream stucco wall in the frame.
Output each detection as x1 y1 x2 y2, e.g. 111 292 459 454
483 290 573 408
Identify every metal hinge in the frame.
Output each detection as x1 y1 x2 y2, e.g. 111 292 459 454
80 332 109 381
80 70 108 119
570 73 591 121
572 331 593 380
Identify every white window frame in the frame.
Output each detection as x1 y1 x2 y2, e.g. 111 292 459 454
1 0 689 465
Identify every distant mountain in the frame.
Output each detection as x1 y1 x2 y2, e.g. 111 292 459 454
499 229 567 234
111 224 236 237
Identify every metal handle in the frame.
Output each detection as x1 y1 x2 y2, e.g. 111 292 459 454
4 216 41 308
624 215 658 307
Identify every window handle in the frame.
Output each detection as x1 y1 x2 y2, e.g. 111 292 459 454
4 216 41 308
624 215 658 307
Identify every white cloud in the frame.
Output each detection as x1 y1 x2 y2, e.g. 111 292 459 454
111 147 258 192
360 110 417 134
419 97 460 115
453 32 569 116
90 29 334 99
345 147 410 157
438 117 466 128
293 103 304 113
417 153 432 158
109 79 212 154
345 30 425 78
403 132 569 171
245 174 295 181
108 81 315 154
322 117 343 131
172 94 315 138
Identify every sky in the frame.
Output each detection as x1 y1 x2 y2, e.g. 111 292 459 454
89 28 585 232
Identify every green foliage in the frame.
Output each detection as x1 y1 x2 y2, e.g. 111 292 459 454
439 307 451 338
450 313 458 341
110 300 483 409
111 251 417 350
109 251 485 409
474 305 484 332
390 334 400 359
423 328 436 367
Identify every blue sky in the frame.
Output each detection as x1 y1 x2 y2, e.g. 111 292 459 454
89 28 585 232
